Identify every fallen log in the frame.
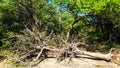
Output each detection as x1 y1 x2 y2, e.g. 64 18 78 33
72 45 120 65
34 45 119 61
28 43 120 66
72 45 111 61
56 43 120 65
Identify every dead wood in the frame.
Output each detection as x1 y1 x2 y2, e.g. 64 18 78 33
72 45 111 61
33 47 44 62
56 42 120 64
10 25 120 66
28 42 120 66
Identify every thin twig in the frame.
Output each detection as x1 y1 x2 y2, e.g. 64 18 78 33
33 47 44 62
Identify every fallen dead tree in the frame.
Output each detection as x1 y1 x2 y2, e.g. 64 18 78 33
23 42 120 67
64 43 120 65
9 25 120 67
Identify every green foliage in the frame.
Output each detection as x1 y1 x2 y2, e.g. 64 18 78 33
2 40 11 49
0 0 16 49
61 11 74 32
0 0 120 50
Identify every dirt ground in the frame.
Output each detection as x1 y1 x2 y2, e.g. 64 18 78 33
36 58 120 68
0 57 120 68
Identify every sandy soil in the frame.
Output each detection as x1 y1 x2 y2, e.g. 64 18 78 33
36 58 120 68
0 58 120 68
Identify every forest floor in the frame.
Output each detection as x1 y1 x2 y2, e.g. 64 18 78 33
0 50 120 68
0 57 120 68
36 58 120 68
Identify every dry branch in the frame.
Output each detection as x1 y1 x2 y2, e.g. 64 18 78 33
10 25 120 66
73 45 111 61
56 42 120 65
33 47 44 62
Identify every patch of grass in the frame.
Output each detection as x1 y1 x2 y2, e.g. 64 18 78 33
0 50 12 56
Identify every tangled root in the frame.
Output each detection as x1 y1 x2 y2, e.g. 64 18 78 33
110 48 120 65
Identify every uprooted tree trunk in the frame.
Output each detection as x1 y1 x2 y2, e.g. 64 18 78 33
10 24 120 67
27 42 120 67
62 43 120 64
71 43 112 61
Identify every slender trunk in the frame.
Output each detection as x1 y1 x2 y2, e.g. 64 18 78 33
58 4 62 23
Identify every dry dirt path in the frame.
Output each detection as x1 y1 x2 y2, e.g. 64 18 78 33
0 58 120 68
36 58 120 68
